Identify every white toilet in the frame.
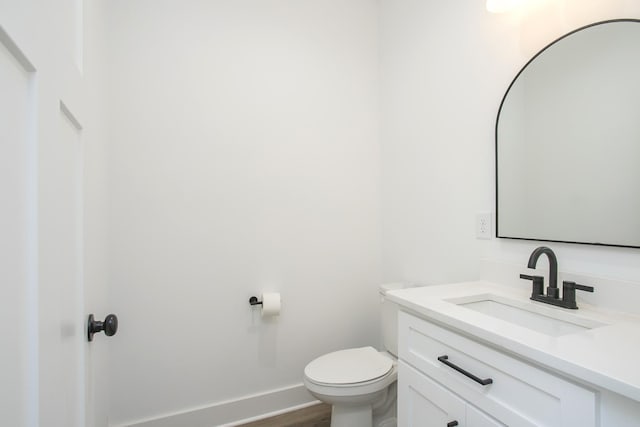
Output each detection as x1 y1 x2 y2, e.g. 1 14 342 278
303 284 406 427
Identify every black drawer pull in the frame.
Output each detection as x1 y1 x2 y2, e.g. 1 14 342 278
447 422 459 427
437 355 493 386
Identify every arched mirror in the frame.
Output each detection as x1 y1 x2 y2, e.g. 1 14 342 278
496 19 640 248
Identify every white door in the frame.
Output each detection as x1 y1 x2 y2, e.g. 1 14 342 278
0 23 39 427
0 1 108 426
38 91 85 427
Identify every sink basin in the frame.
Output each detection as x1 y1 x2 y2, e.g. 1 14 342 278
447 294 608 337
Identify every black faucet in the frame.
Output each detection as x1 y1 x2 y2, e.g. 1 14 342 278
519 246 594 309
526 246 559 298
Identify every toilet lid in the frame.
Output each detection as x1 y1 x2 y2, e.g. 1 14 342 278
304 346 393 385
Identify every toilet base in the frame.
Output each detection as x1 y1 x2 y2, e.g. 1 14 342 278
326 384 397 427
331 405 372 427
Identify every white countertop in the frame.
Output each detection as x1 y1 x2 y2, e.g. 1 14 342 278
387 280 640 402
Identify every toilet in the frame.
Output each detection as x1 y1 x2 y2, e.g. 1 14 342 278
303 283 407 427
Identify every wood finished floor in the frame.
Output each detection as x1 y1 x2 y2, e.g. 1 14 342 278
237 403 331 427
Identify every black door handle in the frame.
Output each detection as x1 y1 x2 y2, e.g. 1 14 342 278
447 421 459 427
438 355 493 386
88 314 118 341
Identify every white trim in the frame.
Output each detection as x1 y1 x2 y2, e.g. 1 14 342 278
114 383 316 427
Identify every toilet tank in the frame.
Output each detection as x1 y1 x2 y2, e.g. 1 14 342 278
379 283 414 357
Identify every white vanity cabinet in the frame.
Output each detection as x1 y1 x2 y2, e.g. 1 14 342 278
398 311 597 427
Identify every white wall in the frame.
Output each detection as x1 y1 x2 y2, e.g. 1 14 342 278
104 0 381 424
99 0 640 424
379 0 640 287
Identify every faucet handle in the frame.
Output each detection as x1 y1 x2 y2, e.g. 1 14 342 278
567 282 594 293
562 281 594 309
520 274 544 298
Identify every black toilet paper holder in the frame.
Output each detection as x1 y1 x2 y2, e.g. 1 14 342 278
249 296 262 306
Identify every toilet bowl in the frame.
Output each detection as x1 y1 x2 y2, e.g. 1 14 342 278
303 347 397 427
303 283 410 427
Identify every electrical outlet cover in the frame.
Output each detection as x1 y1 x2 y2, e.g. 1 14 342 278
476 212 492 240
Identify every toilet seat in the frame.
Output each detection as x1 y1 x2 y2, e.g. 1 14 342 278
304 347 394 386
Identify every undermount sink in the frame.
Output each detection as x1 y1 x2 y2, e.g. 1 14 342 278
446 294 608 337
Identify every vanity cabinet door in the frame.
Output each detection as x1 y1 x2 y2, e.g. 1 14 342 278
466 405 505 427
398 361 465 427
399 361 505 427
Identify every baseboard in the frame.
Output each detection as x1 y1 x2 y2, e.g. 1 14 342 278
115 383 317 427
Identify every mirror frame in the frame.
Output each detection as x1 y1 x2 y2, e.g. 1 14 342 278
495 18 640 249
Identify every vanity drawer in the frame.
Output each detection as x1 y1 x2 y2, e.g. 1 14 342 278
399 311 597 427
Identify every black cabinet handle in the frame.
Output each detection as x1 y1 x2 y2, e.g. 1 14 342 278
438 355 493 386
88 314 118 342
447 422 459 427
